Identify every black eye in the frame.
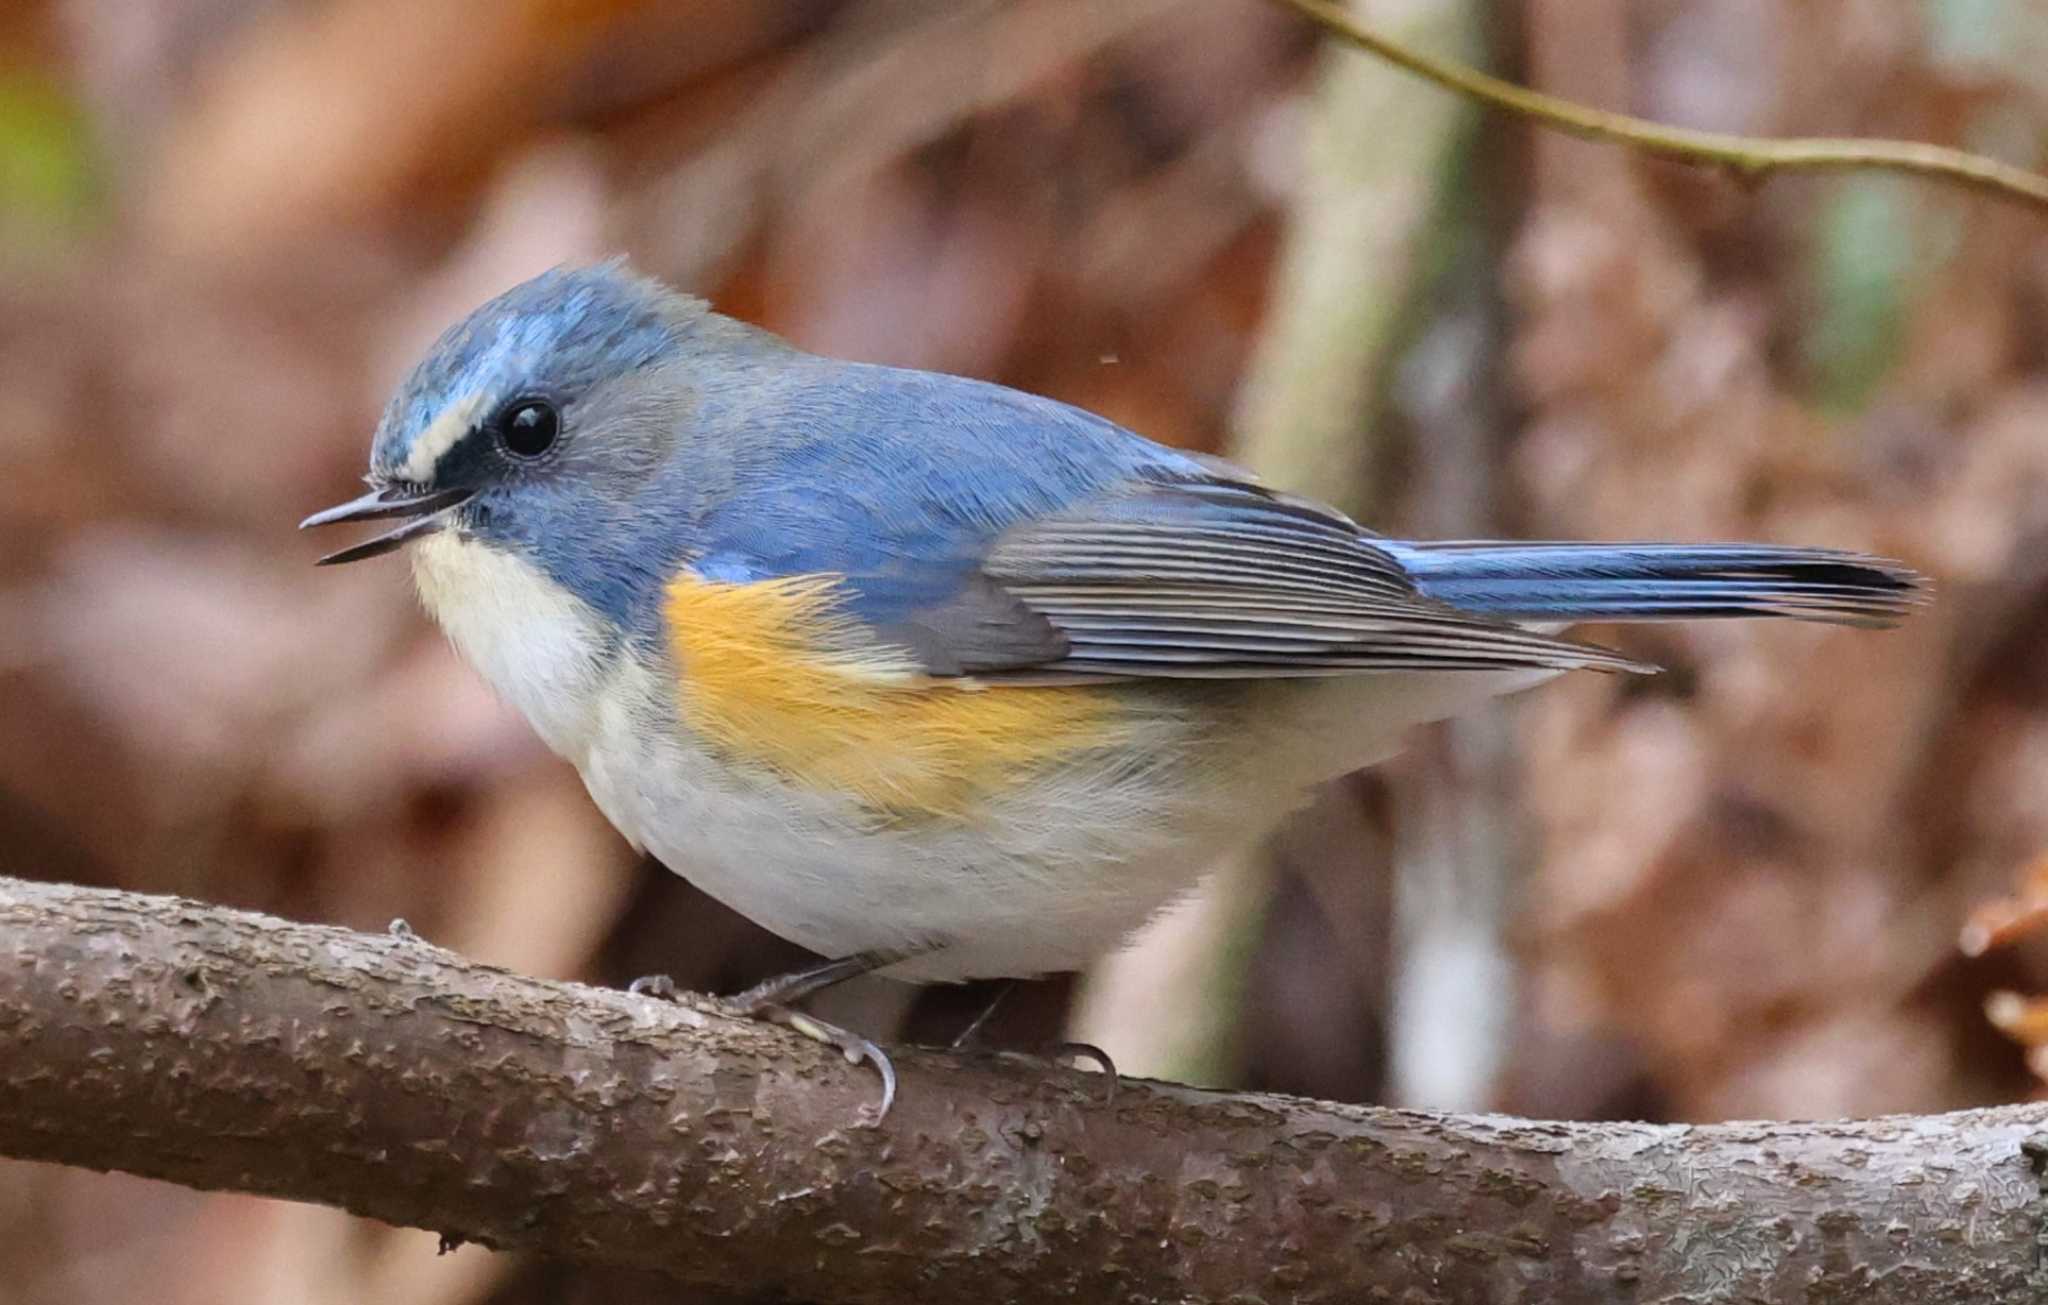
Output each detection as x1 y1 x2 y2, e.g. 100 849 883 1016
495 398 559 458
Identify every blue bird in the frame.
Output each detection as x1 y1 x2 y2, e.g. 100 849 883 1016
304 261 1925 1117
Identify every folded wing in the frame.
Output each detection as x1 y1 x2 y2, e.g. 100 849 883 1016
975 476 1651 679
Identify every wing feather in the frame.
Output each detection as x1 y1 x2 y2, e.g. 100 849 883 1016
977 476 1647 679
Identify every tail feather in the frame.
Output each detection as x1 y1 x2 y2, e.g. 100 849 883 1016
1382 542 1928 629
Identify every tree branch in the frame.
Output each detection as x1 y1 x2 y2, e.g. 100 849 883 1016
3 874 2047 1303
1273 0 2048 214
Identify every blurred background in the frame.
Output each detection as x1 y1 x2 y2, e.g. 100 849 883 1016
5 0 2048 1301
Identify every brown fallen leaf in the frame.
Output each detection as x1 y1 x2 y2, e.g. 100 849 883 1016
1958 852 2048 957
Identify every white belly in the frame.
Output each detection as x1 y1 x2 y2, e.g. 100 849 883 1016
577 657 1551 984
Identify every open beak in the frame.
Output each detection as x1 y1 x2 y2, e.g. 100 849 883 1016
298 484 475 565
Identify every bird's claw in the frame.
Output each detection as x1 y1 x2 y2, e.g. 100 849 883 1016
947 985 1118 1105
746 1003 898 1125
627 973 678 999
1039 1040 1119 1103
989 1040 1117 1105
626 959 900 1124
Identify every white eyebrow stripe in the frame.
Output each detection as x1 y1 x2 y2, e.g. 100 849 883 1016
398 391 488 483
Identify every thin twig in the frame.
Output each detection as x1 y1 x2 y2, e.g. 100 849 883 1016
1274 0 2048 214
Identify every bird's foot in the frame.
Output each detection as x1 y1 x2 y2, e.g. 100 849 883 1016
629 953 903 1124
724 998 898 1125
626 972 676 998
1004 1041 1119 1104
1038 1040 1118 1087
946 982 1118 1103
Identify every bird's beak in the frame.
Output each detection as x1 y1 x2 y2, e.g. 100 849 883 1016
298 484 476 566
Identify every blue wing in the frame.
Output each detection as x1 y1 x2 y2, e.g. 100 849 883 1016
689 362 1178 647
683 362 1651 679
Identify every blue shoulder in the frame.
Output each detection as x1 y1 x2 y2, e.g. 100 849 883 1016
685 362 1207 627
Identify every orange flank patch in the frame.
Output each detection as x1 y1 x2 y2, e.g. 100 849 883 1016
663 572 1127 817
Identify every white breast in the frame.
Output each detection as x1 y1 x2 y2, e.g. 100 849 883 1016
410 532 614 760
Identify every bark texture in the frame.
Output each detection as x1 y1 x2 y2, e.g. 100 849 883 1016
3 874 2046 1304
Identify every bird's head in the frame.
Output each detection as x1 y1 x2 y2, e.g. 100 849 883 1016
301 261 705 566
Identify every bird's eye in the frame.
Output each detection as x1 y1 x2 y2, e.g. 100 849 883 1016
495 398 560 458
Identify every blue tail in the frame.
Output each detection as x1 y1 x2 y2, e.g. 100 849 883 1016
1380 541 1926 628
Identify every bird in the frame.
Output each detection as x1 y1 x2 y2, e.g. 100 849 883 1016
303 260 1925 1117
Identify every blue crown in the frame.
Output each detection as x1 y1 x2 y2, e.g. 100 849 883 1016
371 262 684 481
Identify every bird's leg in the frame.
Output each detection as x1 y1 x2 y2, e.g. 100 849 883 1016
948 979 1017 1050
724 951 899 1010
944 979 1119 1103
632 951 909 1124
